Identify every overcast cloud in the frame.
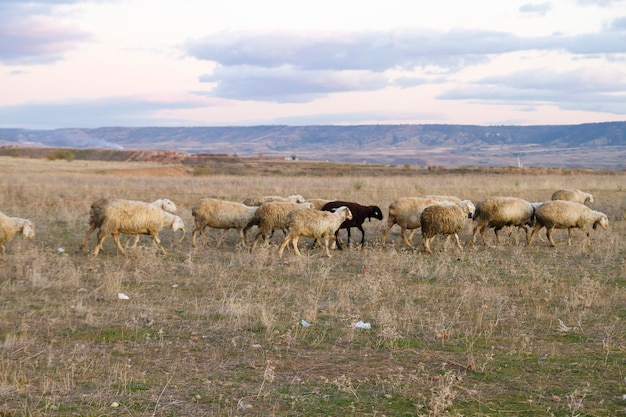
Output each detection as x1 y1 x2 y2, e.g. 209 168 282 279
0 0 625 128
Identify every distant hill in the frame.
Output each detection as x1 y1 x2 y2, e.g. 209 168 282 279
1 122 625 168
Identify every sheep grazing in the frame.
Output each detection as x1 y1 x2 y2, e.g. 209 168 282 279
551 189 594 205
242 194 306 206
471 197 537 246
420 200 476 254
81 198 178 251
92 201 185 256
321 200 383 249
278 206 353 258
191 198 259 248
250 201 314 249
0 211 35 256
381 195 462 248
527 200 609 247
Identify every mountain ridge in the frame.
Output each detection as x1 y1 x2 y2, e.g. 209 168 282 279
1 122 625 168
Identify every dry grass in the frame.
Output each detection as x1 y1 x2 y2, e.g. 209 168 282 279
1 156 626 416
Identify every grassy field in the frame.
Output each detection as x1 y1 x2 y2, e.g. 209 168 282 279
1 156 626 416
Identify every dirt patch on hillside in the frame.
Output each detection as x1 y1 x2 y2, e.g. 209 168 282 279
106 166 191 176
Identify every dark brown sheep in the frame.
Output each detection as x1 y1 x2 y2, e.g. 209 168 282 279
321 200 383 249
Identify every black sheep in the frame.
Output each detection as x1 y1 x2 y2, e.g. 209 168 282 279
321 200 384 249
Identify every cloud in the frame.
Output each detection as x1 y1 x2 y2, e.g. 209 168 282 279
185 27 626 103
439 67 626 114
577 0 625 6
185 29 516 73
0 2 92 64
519 2 552 15
0 97 208 129
198 65 387 102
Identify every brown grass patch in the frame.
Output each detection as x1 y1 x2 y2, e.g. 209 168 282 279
1 156 625 416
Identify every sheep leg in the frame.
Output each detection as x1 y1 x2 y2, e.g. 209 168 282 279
191 225 210 248
291 235 302 256
80 224 97 251
334 230 343 250
546 227 557 247
453 233 463 250
128 234 141 248
323 236 332 257
112 231 127 255
423 236 433 254
527 224 542 246
470 225 481 246
191 228 199 248
236 228 247 247
381 221 395 247
92 230 109 256
1 244 6 256
357 225 366 246
215 229 229 247
402 228 416 248
278 235 292 257
494 226 504 245
150 233 167 254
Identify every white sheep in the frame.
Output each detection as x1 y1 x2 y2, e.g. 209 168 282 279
551 189 594 205
0 211 35 256
420 200 476 254
306 198 332 210
278 206 353 258
381 195 462 248
81 198 178 251
92 201 185 256
527 200 609 247
191 198 259 248
242 194 306 206
250 201 314 249
471 197 536 246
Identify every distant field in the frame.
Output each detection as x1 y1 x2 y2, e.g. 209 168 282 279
1 156 625 416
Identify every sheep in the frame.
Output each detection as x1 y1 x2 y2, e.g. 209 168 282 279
80 198 178 251
242 194 306 206
470 197 537 246
551 189 594 205
420 200 476 254
250 201 314 249
306 198 332 210
278 206 353 258
381 195 462 248
0 211 35 256
527 200 609 247
191 198 259 248
92 201 185 256
320 200 383 249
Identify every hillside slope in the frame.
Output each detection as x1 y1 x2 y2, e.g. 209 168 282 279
1 122 625 168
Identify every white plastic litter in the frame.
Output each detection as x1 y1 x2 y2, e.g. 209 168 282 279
353 321 371 329
56 247 65 254
301 319 311 327
117 293 130 300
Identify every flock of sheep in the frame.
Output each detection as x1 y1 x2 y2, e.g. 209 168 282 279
0 188 610 259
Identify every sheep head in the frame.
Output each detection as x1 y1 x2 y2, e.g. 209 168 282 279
21 220 35 239
159 198 178 213
335 206 353 221
460 200 476 218
170 215 186 242
593 213 609 230
370 206 384 221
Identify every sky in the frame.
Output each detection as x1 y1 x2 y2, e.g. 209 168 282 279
0 0 625 130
